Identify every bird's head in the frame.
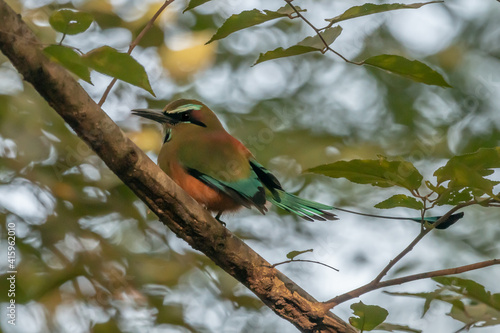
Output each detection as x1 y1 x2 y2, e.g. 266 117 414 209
132 99 224 141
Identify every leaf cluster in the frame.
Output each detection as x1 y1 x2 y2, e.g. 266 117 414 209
45 9 154 95
185 1 450 87
388 277 500 330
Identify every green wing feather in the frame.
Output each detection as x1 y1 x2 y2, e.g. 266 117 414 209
186 167 267 213
184 158 338 220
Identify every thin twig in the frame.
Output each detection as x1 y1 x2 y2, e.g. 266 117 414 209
271 259 339 272
284 0 361 65
97 0 175 107
420 195 428 232
323 258 500 309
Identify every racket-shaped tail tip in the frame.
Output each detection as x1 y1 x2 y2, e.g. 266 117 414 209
410 212 465 229
435 212 465 229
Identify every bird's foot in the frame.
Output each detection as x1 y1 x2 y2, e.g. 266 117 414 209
215 211 226 227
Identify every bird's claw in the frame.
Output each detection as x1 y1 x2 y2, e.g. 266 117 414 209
215 211 226 227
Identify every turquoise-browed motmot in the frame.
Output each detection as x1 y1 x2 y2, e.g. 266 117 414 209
132 99 337 221
132 99 464 228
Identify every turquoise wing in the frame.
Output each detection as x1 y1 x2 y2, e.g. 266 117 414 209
186 167 267 213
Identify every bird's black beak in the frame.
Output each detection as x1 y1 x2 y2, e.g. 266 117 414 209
131 109 177 125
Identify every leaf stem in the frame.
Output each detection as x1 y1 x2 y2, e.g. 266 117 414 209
59 32 67 45
284 0 361 65
97 0 174 107
270 259 339 272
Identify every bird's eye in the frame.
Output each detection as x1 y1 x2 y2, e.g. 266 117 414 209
181 112 191 121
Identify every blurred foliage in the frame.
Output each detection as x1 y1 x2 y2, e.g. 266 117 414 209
1 0 500 332
388 277 500 330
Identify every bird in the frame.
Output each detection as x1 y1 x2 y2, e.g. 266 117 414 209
132 99 464 228
132 99 337 222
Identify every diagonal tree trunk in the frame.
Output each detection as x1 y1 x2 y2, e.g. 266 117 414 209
0 2 356 331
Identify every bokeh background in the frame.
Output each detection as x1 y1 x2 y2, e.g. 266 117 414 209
1 0 500 332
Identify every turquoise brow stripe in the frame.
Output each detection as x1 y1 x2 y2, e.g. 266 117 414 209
170 104 203 113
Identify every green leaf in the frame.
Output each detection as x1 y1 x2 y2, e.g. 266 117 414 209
49 9 93 35
286 249 313 260
386 290 450 317
326 1 442 24
433 277 500 327
433 277 500 311
307 156 423 191
433 147 500 198
374 322 422 333
425 180 445 194
375 194 423 210
254 26 342 65
349 301 388 331
207 4 306 43
448 302 500 328
183 0 212 13
389 279 500 328
363 54 451 87
255 45 319 65
297 26 343 49
83 46 155 96
43 45 92 84
435 188 474 206
426 181 475 206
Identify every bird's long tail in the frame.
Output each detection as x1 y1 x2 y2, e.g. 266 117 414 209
331 207 464 230
268 190 464 228
268 190 338 222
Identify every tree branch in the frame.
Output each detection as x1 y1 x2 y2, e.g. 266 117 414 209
323 259 500 308
0 1 355 332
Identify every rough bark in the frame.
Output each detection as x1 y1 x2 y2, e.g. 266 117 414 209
0 2 356 332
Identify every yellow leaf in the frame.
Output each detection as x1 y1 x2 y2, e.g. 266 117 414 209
128 127 163 153
52 182 78 201
160 31 217 80
80 0 114 13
